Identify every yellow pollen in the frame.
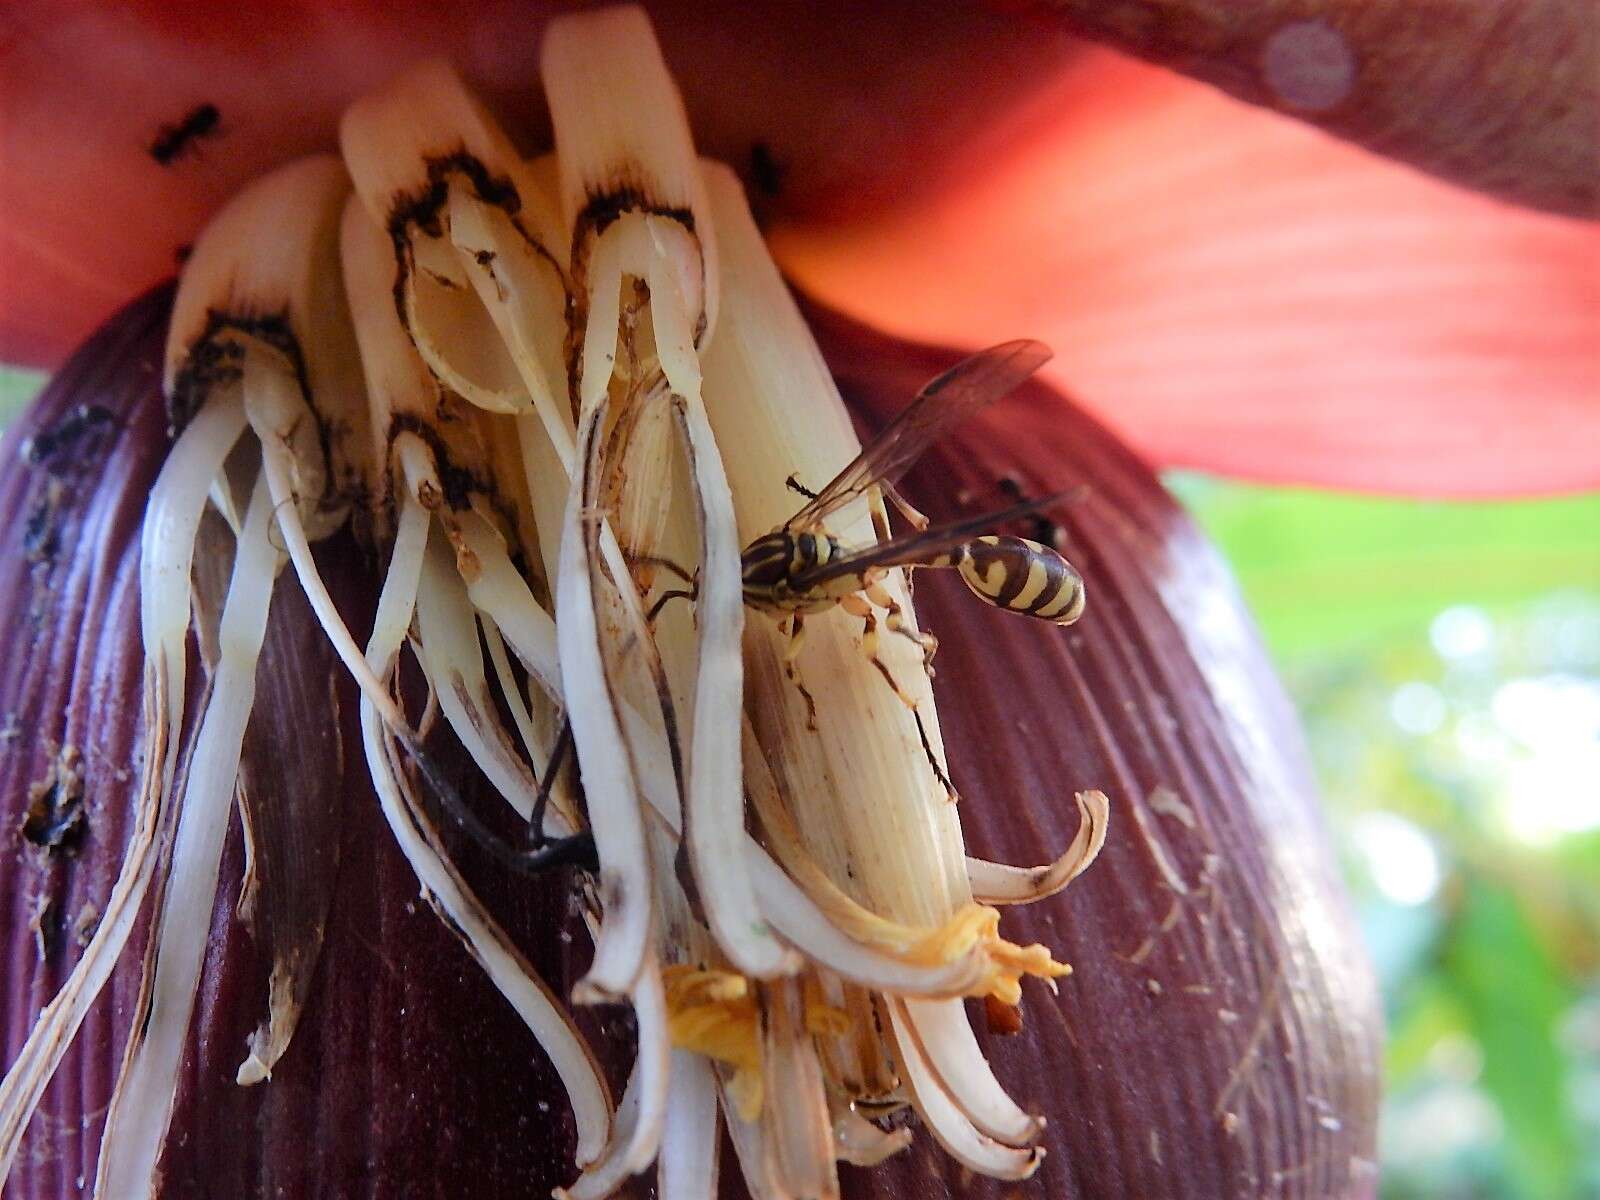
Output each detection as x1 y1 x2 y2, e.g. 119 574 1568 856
801 976 852 1038
662 965 764 1120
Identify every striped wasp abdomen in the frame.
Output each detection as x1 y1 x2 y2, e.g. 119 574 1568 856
942 536 1085 626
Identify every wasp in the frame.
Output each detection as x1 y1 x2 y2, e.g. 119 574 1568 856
742 340 1082 621
148 103 221 166
646 340 1085 796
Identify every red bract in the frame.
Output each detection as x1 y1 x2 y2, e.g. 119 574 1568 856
777 47 1600 496
1 1 1595 492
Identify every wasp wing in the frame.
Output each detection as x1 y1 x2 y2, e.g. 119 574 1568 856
784 339 1053 532
787 488 1083 593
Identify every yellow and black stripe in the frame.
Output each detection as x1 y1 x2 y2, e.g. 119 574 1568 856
741 529 854 611
943 535 1085 625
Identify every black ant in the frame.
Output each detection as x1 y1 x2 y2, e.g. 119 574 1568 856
750 141 785 199
149 103 222 166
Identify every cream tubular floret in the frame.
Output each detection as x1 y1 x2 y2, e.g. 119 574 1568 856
541 5 718 407
692 160 1076 1176
543 6 790 984
0 155 375 1192
342 189 570 823
95 474 284 1196
340 59 567 421
164 155 402 737
93 154 380 1198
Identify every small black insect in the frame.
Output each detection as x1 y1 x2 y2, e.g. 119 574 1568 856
148 103 221 166
750 141 785 198
997 475 1064 550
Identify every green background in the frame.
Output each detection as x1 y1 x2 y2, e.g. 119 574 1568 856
1172 473 1600 1200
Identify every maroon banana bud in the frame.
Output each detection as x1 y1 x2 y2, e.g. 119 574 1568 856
0 286 1379 1196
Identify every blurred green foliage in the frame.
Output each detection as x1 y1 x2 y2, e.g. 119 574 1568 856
1175 474 1600 1200
0 368 45 430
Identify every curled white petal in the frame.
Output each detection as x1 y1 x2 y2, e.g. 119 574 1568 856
140 389 249 743
0 394 250 1186
413 531 551 825
887 1002 1042 1181
901 997 1042 1145
246 353 410 737
555 404 656 1001
450 509 562 700
557 956 670 1199
745 849 986 999
967 790 1110 905
98 472 282 1197
361 502 612 1169
674 391 796 979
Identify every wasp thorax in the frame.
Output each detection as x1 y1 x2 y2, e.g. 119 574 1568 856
0 6 1109 1199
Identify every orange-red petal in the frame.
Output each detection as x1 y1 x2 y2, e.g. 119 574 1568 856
775 49 1600 497
0 0 1078 366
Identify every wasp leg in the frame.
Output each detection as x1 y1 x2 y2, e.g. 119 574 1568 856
839 594 916 708
912 706 960 803
633 554 698 626
841 593 958 801
881 480 930 530
863 580 939 676
631 551 696 586
646 587 697 625
780 613 818 730
868 491 894 544
630 551 694 616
